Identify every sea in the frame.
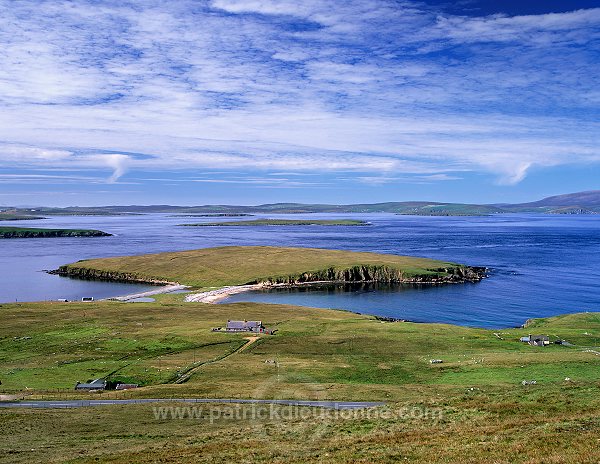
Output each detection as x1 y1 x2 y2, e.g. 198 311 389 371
1 213 598 329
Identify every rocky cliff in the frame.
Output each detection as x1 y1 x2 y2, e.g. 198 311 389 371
250 264 487 285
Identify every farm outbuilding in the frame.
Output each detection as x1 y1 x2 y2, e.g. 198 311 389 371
75 378 106 391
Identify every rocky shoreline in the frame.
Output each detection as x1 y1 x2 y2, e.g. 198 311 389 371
184 271 488 304
245 264 488 286
49 267 172 285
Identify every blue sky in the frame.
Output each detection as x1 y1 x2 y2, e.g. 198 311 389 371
0 0 599 206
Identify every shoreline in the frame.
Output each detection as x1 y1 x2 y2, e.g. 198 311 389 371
185 281 360 304
185 284 268 303
183 279 464 304
105 284 189 302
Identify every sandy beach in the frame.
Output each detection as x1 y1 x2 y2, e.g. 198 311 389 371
107 284 189 302
184 280 348 304
184 284 266 303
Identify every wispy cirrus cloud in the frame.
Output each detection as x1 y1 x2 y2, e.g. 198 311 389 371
0 0 598 200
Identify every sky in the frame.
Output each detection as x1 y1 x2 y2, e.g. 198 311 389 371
0 0 599 206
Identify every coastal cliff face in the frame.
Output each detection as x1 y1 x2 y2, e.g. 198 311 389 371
51 266 170 285
249 264 487 285
54 263 486 286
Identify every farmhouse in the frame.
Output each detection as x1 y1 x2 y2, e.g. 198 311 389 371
520 335 550 347
226 320 265 333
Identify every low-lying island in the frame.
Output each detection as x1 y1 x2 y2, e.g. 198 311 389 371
0 227 111 238
53 246 487 294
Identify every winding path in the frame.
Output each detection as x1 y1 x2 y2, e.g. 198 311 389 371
174 336 259 384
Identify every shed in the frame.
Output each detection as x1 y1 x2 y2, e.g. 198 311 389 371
75 378 106 391
115 383 139 391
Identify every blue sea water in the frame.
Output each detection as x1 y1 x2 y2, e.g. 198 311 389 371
1 213 598 328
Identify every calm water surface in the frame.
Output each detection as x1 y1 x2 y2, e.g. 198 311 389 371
1 213 598 328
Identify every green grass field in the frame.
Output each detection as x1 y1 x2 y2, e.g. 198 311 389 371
179 219 369 226
1 300 599 394
0 299 599 462
56 246 483 287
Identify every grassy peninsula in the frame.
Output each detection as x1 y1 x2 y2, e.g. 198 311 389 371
0 299 598 462
0 227 111 239
180 219 369 227
54 246 485 287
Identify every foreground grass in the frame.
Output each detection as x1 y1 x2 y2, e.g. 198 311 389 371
1 386 599 463
179 219 369 227
57 246 479 287
1 300 599 462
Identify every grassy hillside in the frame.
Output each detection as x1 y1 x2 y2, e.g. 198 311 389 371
0 300 598 393
179 219 369 227
0 227 111 238
56 246 485 287
0 300 599 462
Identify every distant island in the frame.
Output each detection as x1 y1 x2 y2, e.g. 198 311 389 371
179 219 369 227
0 227 112 238
169 213 254 218
0 213 46 221
4 190 599 216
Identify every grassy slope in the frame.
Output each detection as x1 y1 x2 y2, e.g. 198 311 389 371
1 300 598 393
179 219 368 226
0 300 599 462
0 227 110 238
58 246 471 287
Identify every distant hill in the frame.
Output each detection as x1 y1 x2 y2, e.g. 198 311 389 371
518 190 600 208
5 190 599 216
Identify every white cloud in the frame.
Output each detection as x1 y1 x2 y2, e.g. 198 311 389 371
100 154 131 183
0 0 598 189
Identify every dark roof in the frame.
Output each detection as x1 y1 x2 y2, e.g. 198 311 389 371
115 383 139 390
75 378 106 389
227 320 262 329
